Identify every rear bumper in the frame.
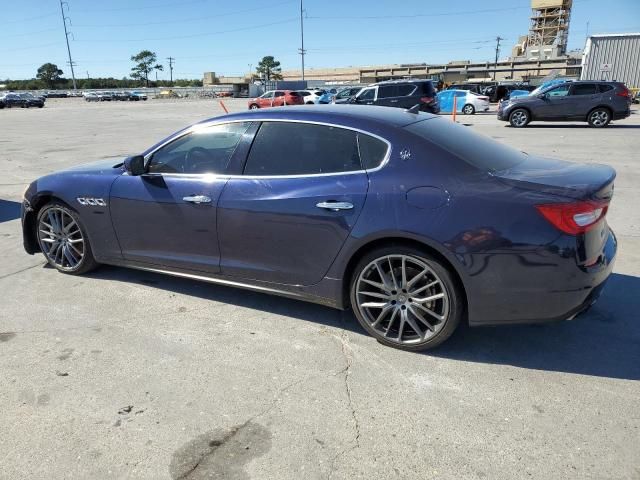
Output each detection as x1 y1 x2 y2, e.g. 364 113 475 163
613 108 631 120
468 228 617 326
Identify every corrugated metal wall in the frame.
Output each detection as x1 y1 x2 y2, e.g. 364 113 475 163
581 34 640 87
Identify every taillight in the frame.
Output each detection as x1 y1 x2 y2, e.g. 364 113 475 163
615 86 631 98
536 200 609 235
478 96 489 101
420 96 434 104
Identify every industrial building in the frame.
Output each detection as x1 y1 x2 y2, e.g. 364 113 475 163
580 33 640 88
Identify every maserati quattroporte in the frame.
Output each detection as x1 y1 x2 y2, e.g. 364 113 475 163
22 106 617 350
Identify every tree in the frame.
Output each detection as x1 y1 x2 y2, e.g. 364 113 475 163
130 50 163 87
256 56 282 81
36 63 63 89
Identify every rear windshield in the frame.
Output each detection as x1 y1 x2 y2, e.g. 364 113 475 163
405 118 527 172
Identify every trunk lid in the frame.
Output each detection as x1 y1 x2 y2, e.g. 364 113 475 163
492 156 615 201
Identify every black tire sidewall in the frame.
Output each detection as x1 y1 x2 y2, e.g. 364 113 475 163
463 104 475 114
349 245 463 351
36 202 98 275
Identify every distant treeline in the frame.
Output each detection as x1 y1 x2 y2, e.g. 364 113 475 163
1 77 203 91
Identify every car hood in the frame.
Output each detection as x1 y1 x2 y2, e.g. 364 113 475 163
61 158 125 176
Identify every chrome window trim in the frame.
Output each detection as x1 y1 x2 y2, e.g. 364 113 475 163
143 118 392 179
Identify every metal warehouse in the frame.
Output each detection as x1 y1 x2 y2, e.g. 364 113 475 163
581 33 640 88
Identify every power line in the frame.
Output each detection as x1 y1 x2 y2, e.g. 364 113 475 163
76 18 298 43
3 12 58 25
59 0 77 90
73 0 297 28
307 5 529 20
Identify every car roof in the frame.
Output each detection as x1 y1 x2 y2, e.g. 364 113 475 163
374 79 432 85
201 105 437 129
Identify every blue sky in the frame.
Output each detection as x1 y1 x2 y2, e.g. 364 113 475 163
2 0 639 80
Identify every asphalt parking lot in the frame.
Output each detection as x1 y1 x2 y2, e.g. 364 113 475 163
1 98 639 480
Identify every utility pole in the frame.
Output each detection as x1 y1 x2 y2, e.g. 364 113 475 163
86 71 89 80
493 36 503 81
59 0 77 90
298 0 306 81
166 57 174 85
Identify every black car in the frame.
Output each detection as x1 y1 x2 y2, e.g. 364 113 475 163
498 81 632 128
19 93 45 108
350 80 439 113
0 93 28 108
334 86 363 104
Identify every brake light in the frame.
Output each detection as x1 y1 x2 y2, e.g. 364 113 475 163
420 96 434 104
478 96 489 101
615 86 631 98
536 200 609 235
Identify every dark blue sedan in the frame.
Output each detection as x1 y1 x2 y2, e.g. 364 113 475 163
21 106 617 350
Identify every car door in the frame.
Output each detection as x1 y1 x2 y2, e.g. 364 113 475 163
354 87 376 105
109 122 254 273
217 121 376 286
567 83 599 118
375 85 397 107
257 91 274 108
536 83 572 119
273 91 285 106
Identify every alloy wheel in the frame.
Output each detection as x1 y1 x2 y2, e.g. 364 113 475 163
590 110 609 127
355 254 450 346
462 104 474 115
38 207 85 271
510 110 528 127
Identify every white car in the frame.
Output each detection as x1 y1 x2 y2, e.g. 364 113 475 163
437 89 491 114
298 89 326 105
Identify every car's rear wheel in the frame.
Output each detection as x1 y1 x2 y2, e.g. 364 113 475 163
306 101 314 105
462 104 475 115
36 203 98 275
249 104 259 110
509 108 530 127
588 108 611 128
350 246 462 351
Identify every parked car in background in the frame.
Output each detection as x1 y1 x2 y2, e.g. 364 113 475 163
498 80 632 128
19 93 45 108
350 80 440 113
130 91 148 101
0 93 28 108
21 105 617 351
84 93 100 102
298 89 326 104
437 89 490 114
505 89 531 100
248 90 304 109
44 91 68 98
634 91 640 104
112 91 130 101
333 87 362 104
446 83 484 95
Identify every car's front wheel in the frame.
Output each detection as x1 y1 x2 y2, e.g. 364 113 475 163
249 104 259 110
36 203 98 275
509 108 530 127
588 108 611 128
350 246 462 351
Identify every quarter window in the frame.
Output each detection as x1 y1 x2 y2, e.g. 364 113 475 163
147 122 251 174
397 84 417 96
244 122 362 176
598 84 614 93
358 134 389 170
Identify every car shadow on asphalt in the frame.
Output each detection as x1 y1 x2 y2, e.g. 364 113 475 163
506 124 640 129
433 273 640 381
88 267 639 380
0 199 21 223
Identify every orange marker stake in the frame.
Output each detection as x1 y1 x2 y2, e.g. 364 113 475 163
452 95 457 123
219 100 228 114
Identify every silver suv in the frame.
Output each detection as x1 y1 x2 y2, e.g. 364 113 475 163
497 81 632 128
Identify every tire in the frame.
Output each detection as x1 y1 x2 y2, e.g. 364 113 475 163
306 101 314 105
462 104 475 115
36 203 99 275
588 107 611 128
350 246 463 351
38 104 44 108
509 108 530 128
249 104 259 110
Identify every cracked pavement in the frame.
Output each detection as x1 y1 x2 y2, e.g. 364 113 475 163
1 98 639 479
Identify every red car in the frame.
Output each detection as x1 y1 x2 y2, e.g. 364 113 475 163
248 90 304 109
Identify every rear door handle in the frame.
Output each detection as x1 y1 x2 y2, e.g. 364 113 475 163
183 195 212 204
316 201 354 211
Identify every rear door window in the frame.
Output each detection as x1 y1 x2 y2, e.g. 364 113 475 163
377 85 398 99
571 84 598 95
244 122 362 176
274 91 284 97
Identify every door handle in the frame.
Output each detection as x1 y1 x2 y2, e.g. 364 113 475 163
183 195 212 204
316 201 354 211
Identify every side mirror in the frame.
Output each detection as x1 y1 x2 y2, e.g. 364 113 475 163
124 155 146 176
537 93 547 100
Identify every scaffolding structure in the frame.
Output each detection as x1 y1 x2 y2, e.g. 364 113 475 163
527 0 572 56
